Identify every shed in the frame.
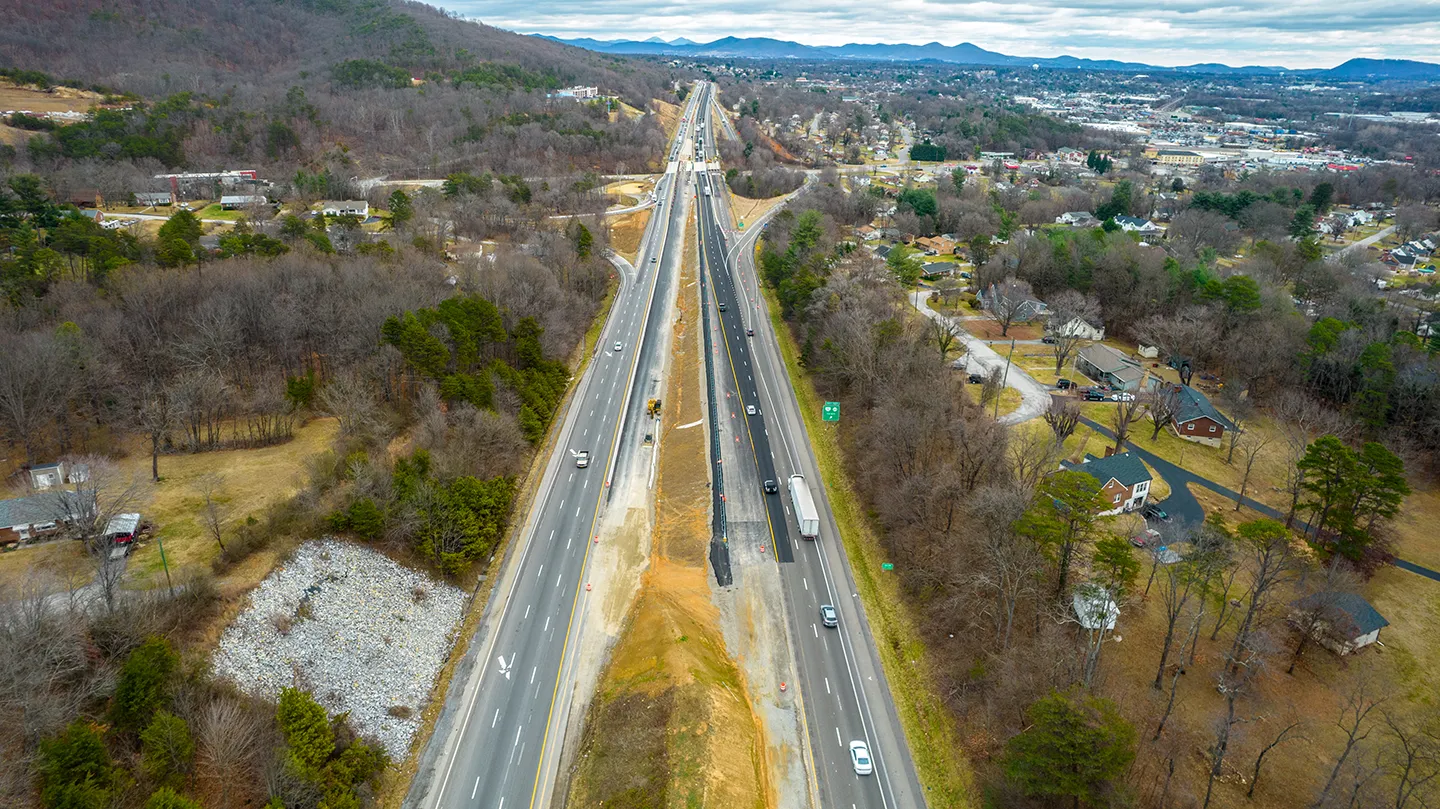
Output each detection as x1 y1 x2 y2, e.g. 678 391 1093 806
1072 585 1118 631
1291 592 1388 655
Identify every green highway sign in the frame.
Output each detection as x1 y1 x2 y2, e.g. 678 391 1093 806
822 401 841 421
881 563 894 571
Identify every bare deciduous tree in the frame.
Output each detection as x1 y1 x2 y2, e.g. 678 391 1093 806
197 473 230 553
1043 397 1080 447
1044 289 1101 373
1234 430 1272 511
1248 716 1306 799
983 275 1036 337
1313 669 1388 808
1136 307 1218 386
1145 384 1181 441
1111 396 1144 452
1384 710 1440 809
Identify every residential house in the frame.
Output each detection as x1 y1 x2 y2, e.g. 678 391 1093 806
1137 344 1160 359
982 283 1047 323
0 490 91 544
1048 314 1105 341
1290 592 1389 655
1171 385 1236 447
134 192 173 207
1054 147 1086 164
914 235 956 255
1114 216 1163 238
1062 451 1152 516
220 194 268 210
69 189 103 209
1056 211 1100 227
321 200 370 218
1075 344 1145 391
920 262 954 279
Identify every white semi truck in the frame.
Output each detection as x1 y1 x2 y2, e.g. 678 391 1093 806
788 474 820 539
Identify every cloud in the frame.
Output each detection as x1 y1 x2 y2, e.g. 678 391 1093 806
432 0 1440 68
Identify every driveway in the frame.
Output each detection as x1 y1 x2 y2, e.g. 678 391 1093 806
1329 224 1395 261
1079 417 1440 582
909 290 1052 425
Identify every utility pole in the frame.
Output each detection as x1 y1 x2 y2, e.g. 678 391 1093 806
994 337 1016 420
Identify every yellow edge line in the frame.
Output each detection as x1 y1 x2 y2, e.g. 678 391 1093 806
526 218 660 809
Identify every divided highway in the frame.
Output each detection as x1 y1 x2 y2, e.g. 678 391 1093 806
408 87 704 809
694 93 928 809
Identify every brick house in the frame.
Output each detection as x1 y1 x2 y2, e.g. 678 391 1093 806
1171 385 1235 447
1062 452 1152 516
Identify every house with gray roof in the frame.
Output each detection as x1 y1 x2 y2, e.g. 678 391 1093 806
0 490 92 544
1061 452 1152 515
1291 592 1389 655
1075 344 1144 391
1170 385 1236 447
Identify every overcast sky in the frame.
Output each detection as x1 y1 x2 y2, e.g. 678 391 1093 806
431 0 1440 69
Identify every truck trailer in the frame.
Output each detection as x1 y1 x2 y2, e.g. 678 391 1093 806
788 474 820 539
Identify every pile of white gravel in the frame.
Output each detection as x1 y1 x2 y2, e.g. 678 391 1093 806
212 539 466 757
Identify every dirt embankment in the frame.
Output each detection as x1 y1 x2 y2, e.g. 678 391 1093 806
608 208 652 265
568 218 774 809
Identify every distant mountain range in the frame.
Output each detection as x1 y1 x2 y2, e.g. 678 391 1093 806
535 35 1440 81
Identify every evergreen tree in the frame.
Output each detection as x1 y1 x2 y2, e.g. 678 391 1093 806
1003 689 1137 807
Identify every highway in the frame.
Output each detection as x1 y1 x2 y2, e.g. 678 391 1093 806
408 85 705 809
693 94 928 809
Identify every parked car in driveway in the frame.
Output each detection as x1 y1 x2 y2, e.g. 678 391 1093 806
1041 335 1057 344
1056 378 1073 390
1143 503 1170 522
968 373 985 384
1131 528 1161 547
1083 389 1106 401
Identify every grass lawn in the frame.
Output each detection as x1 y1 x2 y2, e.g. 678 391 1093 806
0 536 95 595
122 417 340 589
762 282 977 808
194 203 246 221
963 320 1041 340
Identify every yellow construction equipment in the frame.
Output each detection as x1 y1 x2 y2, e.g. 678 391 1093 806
646 398 662 417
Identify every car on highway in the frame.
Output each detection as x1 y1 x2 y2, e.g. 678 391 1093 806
1143 503 1170 522
574 450 590 468
718 302 727 311
614 341 623 352
746 328 754 336
763 479 778 494
849 740 873 775
746 404 759 416
820 605 838 627
651 256 657 263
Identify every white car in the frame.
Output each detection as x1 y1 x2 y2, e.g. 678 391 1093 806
574 450 590 468
1111 392 1136 402
614 341 623 352
746 404 758 416
849 740 873 776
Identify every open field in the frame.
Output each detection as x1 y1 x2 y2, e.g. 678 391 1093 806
0 81 106 113
122 418 339 589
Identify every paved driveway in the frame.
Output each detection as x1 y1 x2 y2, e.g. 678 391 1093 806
1079 417 1440 582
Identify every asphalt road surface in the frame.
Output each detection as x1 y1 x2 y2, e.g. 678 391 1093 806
694 100 927 808
408 86 704 809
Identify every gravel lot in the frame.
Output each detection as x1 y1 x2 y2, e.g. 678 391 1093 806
212 540 465 757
